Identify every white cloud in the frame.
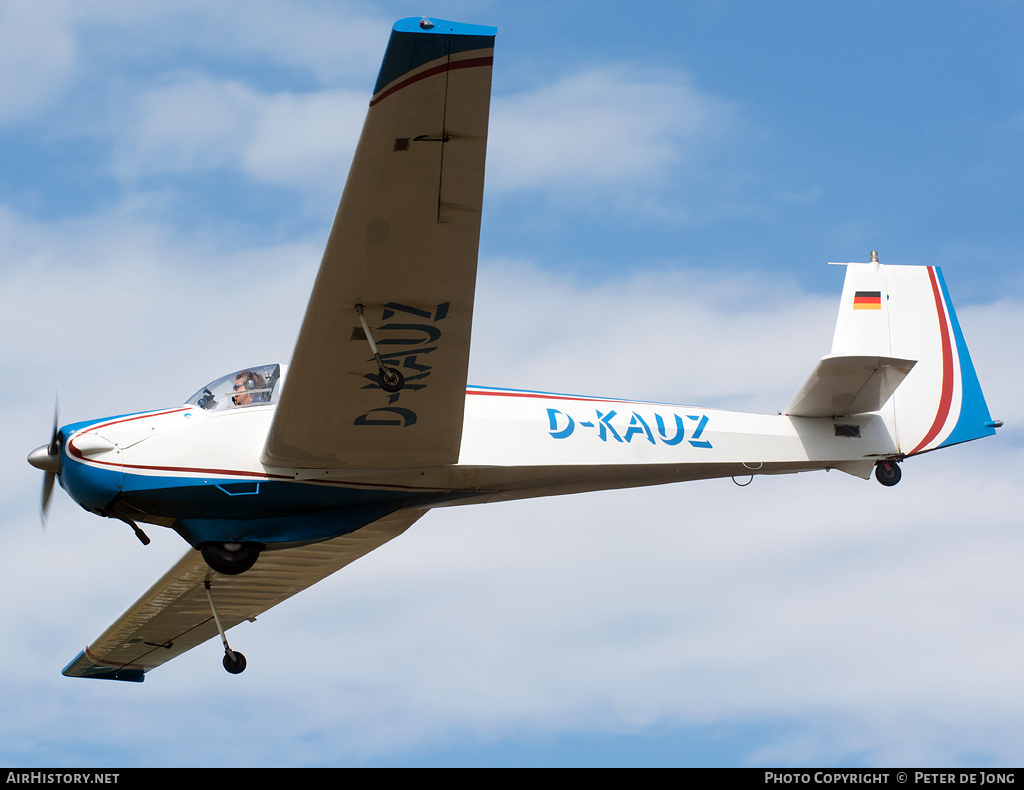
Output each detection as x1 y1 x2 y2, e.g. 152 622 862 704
487 66 736 193
122 0 388 85
113 78 365 196
114 78 264 178
110 65 737 210
470 258 836 412
0 205 318 417
957 300 1024 430
0 3 77 123
2 2 1022 767
241 89 367 188
0 1 387 128
3 204 1021 765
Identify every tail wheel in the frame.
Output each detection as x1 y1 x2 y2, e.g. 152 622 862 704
874 461 902 487
200 542 262 575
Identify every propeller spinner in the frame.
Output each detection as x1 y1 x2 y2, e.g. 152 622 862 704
27 402 62 524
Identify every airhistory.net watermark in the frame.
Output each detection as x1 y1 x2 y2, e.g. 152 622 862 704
6 774 119 784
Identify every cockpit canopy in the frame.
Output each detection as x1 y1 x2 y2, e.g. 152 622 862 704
185 364 284 412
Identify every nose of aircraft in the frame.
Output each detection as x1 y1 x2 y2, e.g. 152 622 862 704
29 409 158 523
30 424 126 518
28 444 62 474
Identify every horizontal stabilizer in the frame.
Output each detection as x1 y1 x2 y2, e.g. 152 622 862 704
786 354 916 418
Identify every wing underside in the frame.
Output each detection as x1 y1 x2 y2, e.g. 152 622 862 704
263 18 496 469
62 509 426 681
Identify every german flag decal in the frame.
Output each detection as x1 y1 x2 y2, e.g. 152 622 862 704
853 291 882 310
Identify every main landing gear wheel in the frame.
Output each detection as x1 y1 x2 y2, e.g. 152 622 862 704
223 650 247 675
379 366 404 393
874 461 902 487
200 542 262 575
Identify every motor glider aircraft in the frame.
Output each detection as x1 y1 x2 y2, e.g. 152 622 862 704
28 17 1001 682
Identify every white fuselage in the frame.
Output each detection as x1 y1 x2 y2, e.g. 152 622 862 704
61 385 895 548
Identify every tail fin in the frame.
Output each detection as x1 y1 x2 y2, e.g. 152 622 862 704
827 256 998 455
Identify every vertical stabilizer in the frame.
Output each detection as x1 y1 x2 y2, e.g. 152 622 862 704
829 258 998 455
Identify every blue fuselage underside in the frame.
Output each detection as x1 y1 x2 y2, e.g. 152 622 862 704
61 457 456 547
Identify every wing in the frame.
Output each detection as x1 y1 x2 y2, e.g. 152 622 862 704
62 509 426 681
263 17 496 469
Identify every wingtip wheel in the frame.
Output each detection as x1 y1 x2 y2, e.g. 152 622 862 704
378 366 405 394
223 649 247 675
874 460 902 487
205 580 248 675
355 304 405 394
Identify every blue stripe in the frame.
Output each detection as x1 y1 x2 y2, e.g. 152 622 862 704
120 470 436 513
62 654 145 683
934 268 996 448
59 450 121 511
114 470 465 545
392 17 497 37
61 410 151 436
175 504 403 547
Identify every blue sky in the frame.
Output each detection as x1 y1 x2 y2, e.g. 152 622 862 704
2 0 1024 768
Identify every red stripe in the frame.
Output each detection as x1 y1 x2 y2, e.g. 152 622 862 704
68 408 190 460
466 388 668 406
369 55 493 106
909 267 954 455
78 451 451 492
70 409 458 492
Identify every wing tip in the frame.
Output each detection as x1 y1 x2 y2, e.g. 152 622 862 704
62 650 147 682
393 17 497 37
373 18 496 102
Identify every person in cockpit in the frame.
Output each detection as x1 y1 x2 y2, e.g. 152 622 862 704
232 370 267 407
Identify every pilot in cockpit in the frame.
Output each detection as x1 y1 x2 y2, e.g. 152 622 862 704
232 370 267 407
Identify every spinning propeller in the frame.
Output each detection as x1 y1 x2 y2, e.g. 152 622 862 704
27 400 62 524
